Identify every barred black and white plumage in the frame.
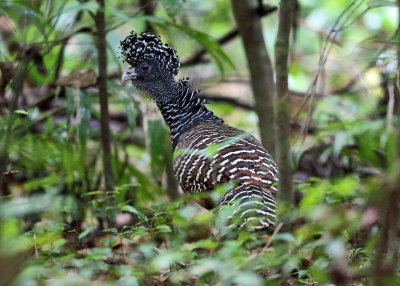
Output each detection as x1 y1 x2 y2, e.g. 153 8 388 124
172 120 278 231
120 32 278 232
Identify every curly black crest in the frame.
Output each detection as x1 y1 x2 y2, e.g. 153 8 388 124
120 32 180 76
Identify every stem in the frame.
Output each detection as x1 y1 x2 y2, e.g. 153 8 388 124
34 234 39 258
182 4 277 67
274 0 296 204
95 0 115 226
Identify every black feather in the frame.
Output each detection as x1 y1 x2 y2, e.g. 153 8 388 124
120 32 180 76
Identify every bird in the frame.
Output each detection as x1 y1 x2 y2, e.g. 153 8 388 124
120 32 278 232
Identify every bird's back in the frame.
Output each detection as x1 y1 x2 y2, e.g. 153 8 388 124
173 120 278 231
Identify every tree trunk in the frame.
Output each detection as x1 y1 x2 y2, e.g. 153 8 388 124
139 0 156 33
95 0 115 226
231 0 276 156
274 0 295 204
372 1 400 284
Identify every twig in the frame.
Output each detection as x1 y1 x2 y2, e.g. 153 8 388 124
2 170 19 176
198 93 253 110
386 85 395 132
182 30 239 67
33 234 39 258
294 0 367 134
262 222 283 252
246 222 283 262
181 5 277 67
297 18 342 46
53 6 88 80
119 236 126 263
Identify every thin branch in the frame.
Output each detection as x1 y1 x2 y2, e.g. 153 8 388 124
293 0 367 134
0 57 32 197
182 5 277 67
181 30 239 67
53 6 88 81
386 85 395 131
198 93 253 110
2 170 19 176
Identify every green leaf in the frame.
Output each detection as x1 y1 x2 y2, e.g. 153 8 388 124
191 258 221 276
330 176 358 198
0 194 64 218
77 91 91 151
103 228 118 234
24 173 61 190
101 237 118 247
183 239 218 250
128 165 162 200
274 233 296 243
120 205 148 221
156 225 172 233
81 190 104 197
300 182 326 209
85 247 112 261
124 97 137 131
53 238 66 248
14 110 29 115
151 202 168 211
215 205 235 234
148 18 236 74
78 226 95 240
53 2 99 18
148 119 168 177
233 272 263 286
134 226 149 232
152 250 183 269
159 0 184 19
171 23 236 73
118 276 139 286
333 131 354 156
48 223 69 233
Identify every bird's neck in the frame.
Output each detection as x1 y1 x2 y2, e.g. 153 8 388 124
155 80 223 150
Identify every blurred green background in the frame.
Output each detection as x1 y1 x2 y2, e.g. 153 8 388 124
0 0 399 285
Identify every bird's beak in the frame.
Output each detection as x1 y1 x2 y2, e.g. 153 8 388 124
121 68 138 84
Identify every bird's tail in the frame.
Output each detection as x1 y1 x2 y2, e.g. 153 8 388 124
219 184 277 232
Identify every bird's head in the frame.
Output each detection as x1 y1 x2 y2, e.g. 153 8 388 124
120 32 181 102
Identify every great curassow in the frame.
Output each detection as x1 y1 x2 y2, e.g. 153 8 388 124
120 32 278 232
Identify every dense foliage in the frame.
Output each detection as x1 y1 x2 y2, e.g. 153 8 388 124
0 0 399 285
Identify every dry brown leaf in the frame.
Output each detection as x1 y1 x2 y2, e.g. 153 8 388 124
56 68 97 88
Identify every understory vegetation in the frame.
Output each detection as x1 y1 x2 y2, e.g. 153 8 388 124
0 0 400 285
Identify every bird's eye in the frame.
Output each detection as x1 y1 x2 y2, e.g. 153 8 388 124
141 65 150 72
